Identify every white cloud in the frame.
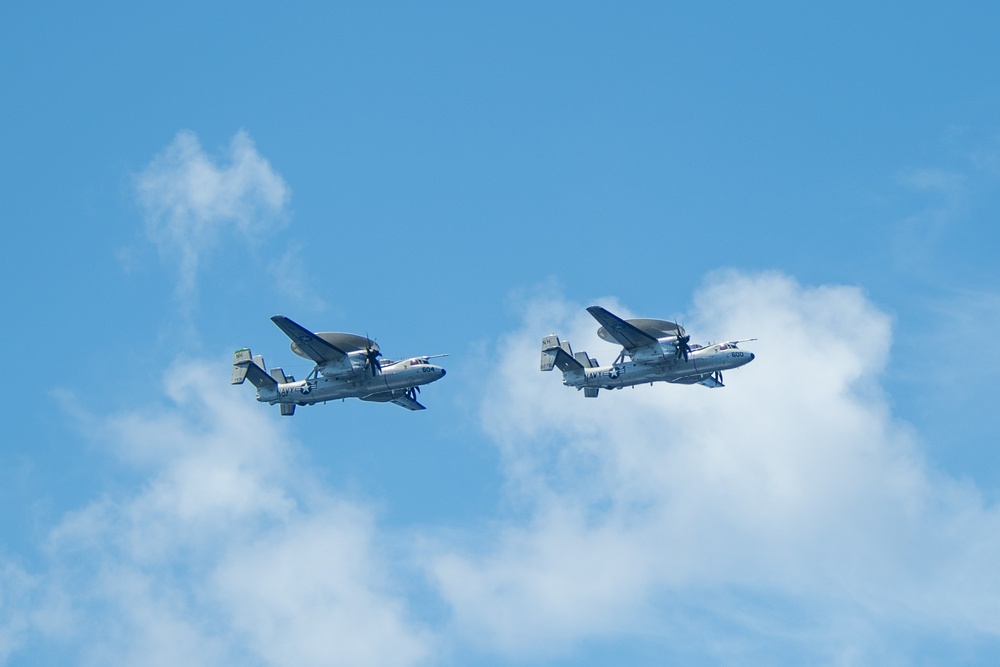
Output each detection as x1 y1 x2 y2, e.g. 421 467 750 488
427 270 1000 663
0 561 34 663
135 130 290 307
11 270 1000 665
27 361 430 667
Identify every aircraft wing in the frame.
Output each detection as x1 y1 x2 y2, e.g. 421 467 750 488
361 390 427 410
389 393 427 411
270 315 348 364
586 306 659 354
671 373 724 388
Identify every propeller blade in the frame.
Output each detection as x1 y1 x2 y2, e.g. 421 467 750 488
364 333 381 377
674 330 691 361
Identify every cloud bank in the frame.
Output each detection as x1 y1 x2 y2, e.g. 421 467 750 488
8 267 1000 665
27 363 430 667
428 271 1000 663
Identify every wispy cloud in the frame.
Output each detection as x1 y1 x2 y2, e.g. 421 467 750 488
0 561 35 663
427 271 1000 663
892 167 968 272
268 244 328 313
135 130 290 311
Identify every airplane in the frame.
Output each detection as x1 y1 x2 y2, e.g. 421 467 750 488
541 305 755 397
232 315 447 415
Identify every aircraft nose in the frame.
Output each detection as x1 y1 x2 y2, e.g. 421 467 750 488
749 353 755 363
440 368 447 377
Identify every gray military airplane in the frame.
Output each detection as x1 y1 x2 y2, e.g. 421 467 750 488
541 306 755 397
232 315 446 415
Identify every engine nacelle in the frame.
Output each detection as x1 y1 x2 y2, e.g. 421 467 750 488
629 336 680 363
317 356 356 378
656 335 681 359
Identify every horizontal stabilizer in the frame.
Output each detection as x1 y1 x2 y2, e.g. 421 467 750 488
541 335 584 373
232 349 277 390
552 349 584 373
243 362 277 390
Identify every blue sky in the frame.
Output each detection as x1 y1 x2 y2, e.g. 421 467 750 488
3 3 1000 665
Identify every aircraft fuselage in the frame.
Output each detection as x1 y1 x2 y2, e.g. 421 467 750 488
564 345 754 390
256 358 446 406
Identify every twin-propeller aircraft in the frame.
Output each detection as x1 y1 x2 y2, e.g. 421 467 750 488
232 315 446 415
233 307 755 414
541 306 755 397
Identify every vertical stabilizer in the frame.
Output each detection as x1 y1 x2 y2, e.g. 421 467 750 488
541 335 561 371
269 367 291 384
232 349 252 384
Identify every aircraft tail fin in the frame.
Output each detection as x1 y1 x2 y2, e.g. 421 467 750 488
541 335 585 373
232 349 252 384
232 349 278 389
269 367 292 384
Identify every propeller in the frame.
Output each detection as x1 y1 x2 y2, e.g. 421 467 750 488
674 325 691 361
364 334 381 377
714 371 724 384
406 386 421 402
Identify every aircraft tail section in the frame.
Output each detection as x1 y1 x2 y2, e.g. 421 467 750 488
540 335 585 373
231 348 278 390
232 349 252 384
269 367 293 384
